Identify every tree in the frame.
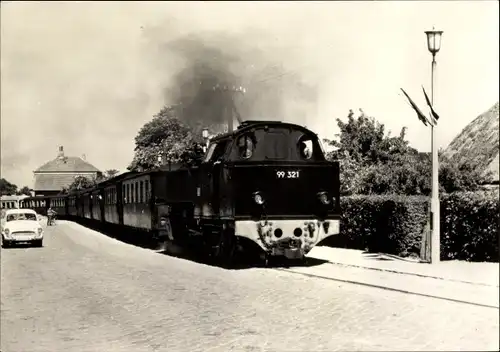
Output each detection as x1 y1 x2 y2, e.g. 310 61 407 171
95 169 120 183
325 109 422 195
128 105 204 171
0 178 18 196
16 186 33 196
105 169 120 178
325 109 494 196
439 156 493 193
60 176 97 194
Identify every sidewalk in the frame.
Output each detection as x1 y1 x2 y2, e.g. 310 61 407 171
307 246 499 287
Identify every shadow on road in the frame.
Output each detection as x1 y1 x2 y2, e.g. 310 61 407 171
69 219 329 270
155 247 330 270
1 242 44 249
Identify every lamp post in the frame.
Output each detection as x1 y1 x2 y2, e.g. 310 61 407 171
425 27 443 264
202 128 209 152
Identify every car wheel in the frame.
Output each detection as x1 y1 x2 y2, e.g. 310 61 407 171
2 240 11 248
32 240 43 248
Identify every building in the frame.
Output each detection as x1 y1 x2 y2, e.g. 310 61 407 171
33 146 101 196
442 102 499 185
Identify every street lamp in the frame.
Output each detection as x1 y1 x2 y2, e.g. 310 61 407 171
202 128 210 152
425 27 443 264
202 128 209 140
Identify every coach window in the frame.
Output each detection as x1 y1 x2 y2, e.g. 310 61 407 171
145 181 149 202
135 182 139 203
236 135 255 160
125 184 129 204
139 181 144 203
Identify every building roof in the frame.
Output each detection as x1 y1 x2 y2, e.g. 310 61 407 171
35 156 100 173
443 102 499 182
34 174 84 192
34 146 100 173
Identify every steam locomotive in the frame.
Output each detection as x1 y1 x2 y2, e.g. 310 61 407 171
20 120 341 264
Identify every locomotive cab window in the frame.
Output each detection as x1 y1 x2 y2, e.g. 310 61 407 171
204 140 230 163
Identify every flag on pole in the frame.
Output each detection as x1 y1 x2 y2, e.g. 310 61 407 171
400 88 431 126
422 86 440 122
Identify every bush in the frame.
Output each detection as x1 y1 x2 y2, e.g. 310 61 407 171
441 190 499 262
322 189 499 262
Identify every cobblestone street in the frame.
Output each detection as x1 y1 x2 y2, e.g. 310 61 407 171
1 221 498 352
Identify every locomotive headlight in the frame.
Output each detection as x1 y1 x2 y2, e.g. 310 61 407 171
253 191 265 205
317 191 331 205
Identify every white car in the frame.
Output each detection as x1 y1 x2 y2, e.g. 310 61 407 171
1 209 44 248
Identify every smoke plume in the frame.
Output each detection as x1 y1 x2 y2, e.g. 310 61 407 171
141 26 319 132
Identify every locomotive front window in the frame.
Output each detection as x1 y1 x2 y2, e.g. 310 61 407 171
237 135 255 159
298 137 314 160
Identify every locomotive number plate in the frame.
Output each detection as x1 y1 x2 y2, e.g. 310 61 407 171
276 170 300 179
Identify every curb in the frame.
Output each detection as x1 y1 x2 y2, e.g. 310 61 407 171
279 268 500 309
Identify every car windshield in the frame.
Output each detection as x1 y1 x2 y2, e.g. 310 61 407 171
6 213 37 222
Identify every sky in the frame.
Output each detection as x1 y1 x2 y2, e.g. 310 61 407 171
1 1 499 188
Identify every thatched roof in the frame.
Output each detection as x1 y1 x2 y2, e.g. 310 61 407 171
443 102 499 182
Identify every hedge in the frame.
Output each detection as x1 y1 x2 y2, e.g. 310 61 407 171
440 190 499 262
321 189 499 262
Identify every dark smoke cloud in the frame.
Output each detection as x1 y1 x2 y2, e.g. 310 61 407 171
142 27 319 132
